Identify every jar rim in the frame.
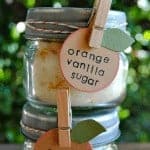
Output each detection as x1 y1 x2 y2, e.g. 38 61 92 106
25 7 127 40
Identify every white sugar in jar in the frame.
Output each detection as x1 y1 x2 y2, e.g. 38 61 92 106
24 8 128 107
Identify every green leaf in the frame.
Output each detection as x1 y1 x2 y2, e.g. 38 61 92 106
102 28 135 52
71 119 106 143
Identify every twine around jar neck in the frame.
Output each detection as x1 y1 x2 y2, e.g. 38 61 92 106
20 121 45 135
26 21 80 34
25 20 127 34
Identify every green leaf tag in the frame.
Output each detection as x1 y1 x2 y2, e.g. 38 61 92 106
71 119 106 144
102 28 135 52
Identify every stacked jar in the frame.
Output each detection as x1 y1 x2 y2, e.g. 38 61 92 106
21 7 129 150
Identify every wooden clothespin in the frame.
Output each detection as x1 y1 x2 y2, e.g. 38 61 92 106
57 89 71 148
35 88 92 149
89 0 112 48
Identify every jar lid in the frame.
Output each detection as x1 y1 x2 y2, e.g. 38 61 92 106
25 7 126 40
21 103 120 146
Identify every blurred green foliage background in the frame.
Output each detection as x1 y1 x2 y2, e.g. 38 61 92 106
0 0 149 144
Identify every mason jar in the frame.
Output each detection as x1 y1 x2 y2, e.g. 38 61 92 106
24 7 128 108
21 103 119 150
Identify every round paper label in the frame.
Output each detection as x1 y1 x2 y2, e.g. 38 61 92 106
60 28 119 92
35 129 92 150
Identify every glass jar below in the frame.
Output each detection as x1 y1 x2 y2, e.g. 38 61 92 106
21 102 120 149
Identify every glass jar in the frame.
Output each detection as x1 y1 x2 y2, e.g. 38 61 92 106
24 8 128 107
21 103 120 150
